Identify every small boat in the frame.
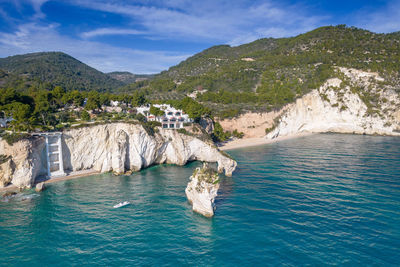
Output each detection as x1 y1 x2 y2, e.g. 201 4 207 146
113 201 130 208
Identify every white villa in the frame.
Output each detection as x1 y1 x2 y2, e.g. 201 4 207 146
136 104 192 129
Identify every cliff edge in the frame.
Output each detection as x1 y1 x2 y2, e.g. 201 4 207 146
267 68 400 139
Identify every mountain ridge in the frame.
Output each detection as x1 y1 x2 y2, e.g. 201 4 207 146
0 52 124 92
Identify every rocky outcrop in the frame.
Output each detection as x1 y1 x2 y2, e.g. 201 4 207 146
0 122 237 189
0 157 14 187
267 68 400 139
199 117 214 134
35 182 46 192
185 163 220 217
0 138 46 188
63 123 236 176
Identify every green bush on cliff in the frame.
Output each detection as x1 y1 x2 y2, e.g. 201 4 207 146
0 154 11 164
0 132 30 145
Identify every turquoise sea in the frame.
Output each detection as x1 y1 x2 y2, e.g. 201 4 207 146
1 134 400 266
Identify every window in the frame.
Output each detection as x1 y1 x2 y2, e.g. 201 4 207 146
169 124 174 128
163 124 168 128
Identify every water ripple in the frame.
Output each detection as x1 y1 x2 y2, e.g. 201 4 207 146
0 134 399 266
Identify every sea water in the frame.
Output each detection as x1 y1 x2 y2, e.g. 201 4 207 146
1 134 399 266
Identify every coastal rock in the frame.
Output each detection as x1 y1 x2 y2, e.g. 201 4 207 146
1 191 17 202
0 138 46 189
35 182 46 192
267 68 400 139
0 157 14 187
199 117 214 134
62 123 236 177
0 122 237 188
185 163 220 217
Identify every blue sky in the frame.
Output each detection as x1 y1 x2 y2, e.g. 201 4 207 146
0 0 399 74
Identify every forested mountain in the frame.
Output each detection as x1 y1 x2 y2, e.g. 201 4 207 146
0 52 124 92
107 72 154 84
1 25 399 119
122 25 400 116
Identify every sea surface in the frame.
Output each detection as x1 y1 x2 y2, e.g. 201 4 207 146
1 134 400 266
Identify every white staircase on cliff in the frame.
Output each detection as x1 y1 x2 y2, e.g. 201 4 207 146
34 132 66 177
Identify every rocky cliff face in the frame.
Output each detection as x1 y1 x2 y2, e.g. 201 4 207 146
0 123 237 189
0 138 46 188
267 68 400 139
185 163 220 217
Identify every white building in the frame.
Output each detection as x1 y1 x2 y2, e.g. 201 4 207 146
136 104 192 129
0 117 13 128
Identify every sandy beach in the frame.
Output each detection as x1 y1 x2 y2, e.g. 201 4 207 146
219 133 312 151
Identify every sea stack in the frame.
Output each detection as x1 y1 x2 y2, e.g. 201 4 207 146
185 163 220 217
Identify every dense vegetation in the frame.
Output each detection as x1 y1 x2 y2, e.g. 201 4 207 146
0 86 147 131
1 25 399 142
0 52 124 91
107 72 154 84
122 25 400 118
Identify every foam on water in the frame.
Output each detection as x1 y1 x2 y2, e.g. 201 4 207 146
0 134 399 266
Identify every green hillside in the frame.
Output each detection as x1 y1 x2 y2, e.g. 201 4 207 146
123 25 400 117
0 52 124 92
107 71 154 84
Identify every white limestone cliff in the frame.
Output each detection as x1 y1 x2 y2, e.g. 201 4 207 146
185 163 220 217
267 68 400 139
0 123 237 189
0 138 46 188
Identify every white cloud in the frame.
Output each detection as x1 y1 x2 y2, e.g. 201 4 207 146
353 0 400 33
0 23 189 73
81 28 145 38
72 0 328 44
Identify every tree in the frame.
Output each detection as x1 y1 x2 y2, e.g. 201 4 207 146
149 105 165 116
85 91 101 111
131 91 146 107
34 90 51 125
81 110 90 121
212 122 230 142
61 90 84 106
51 86 65 100
1 102 31 130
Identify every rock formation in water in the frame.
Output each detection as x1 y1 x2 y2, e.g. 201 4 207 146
267 67 400 139
35 182 46 192
185 163 220 217
0 123 237 189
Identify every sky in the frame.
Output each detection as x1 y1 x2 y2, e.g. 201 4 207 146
0 0 399 74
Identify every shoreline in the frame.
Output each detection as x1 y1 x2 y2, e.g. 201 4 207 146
219 133 312 151
0 169 100 193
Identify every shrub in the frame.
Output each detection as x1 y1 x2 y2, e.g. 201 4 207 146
0 154 11 164
0 132 30 145
141 121 161 136
81 110 90 121
265 125 276 134
232 129 244 139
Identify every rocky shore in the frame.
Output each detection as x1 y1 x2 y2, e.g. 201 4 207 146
0 123 237 189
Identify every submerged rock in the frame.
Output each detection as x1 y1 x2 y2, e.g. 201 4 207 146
185 163 220 217
35 182 46 192
1 191 18 202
